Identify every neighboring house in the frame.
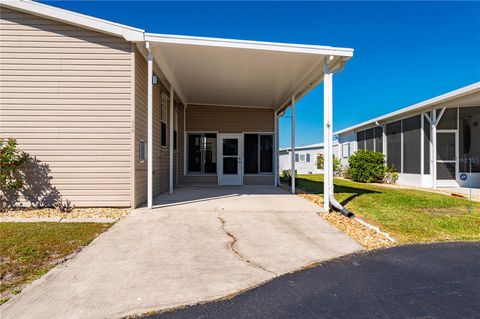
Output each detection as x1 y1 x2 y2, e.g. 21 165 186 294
279 142 339 174
335 83 480 188
0 0 353 208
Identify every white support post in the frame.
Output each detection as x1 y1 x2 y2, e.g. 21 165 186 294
169 86 174 194
323 57 334 212
420 112 425 185
274 110 279 186
291 96 296 194
432 109 437 189
147 44 153 209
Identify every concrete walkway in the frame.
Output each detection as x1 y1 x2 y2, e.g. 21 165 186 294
0 186 362 319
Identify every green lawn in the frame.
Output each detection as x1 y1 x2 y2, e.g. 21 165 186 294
295 174 480 244
0 222 111 303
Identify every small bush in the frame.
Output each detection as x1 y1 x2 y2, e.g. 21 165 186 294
1 138 28 211
383 166 399 184
347 150 386 183
55 198 75 213
316 154 341 176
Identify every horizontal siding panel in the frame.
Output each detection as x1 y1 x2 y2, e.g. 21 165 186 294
0 7 133 207
244 175 274 185
186 105 275 133
0 46 129 54
1 58 131 66
1 87 132 94
2 109 131 116
0 53 131 60
0 64 131 71
0 69 131 76
2 116 130 122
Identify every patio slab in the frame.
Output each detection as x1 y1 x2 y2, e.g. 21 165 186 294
0 186 362 319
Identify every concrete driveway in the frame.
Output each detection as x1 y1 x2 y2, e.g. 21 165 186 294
1 186 362 319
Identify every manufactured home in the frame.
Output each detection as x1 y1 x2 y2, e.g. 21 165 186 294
336 83 480 189
279 142 339 175
0 0 352 208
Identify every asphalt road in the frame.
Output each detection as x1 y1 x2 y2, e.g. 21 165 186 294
146 242 480 319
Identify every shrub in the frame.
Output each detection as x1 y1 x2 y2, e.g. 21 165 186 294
383 166 399 184
346 150 385 183
0 138 28 210
0 138 27 190
55 198 75 213
316 153 341 176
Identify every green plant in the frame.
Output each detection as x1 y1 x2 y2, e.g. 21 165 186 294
383 166 399 184
0 138 27 190
55 198 75 213
316 153 341 175
0 138 28 211
346 150 386 183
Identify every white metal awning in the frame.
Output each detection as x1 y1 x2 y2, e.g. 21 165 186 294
144 33 353 111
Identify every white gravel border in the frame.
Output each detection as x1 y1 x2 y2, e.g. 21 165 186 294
0 217 116 223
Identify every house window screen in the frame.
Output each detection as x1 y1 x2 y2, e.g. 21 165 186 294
459 106 480 172
374 127 383 153
356 131 365 150
187 133 217 173
386 121 402 172
437 108 457 130
173 105 178 150
402 115 421 174
160 93 168 147
299 154 306 162
244 134 273 173
365 128 374 151
424 115 430 174
244 134 259 173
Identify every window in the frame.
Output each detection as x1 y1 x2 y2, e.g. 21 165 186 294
356 130 365 150
173 105 178 151
160 93 168 147
299 154 306 162
402 115 421 174
365 128 374 151
386 120 402 172
342 143 350 158
459 106 480 172
139 139 146 163
187 133 217 173
374 126 383 152
244 134 273 173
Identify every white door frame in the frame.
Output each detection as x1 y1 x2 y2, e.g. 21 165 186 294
436 129 459 187
217 133 243 185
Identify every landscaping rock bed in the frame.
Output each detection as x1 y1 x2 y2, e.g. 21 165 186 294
289 189 394 250
1 207 129 220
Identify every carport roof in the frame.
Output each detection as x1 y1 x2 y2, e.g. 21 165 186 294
145 33 353 111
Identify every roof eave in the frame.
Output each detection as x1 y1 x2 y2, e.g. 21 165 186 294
334 82 480 136
2 0 145 41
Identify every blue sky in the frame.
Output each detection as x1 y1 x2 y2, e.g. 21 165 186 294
43 1 480 147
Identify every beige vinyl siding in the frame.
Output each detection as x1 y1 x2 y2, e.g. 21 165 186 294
0 7 133 207
133 49 171 206
186 104 275 133
244 175 274 185
179 105 275 186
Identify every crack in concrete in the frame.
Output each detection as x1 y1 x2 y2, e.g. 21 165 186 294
217 215 276 276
